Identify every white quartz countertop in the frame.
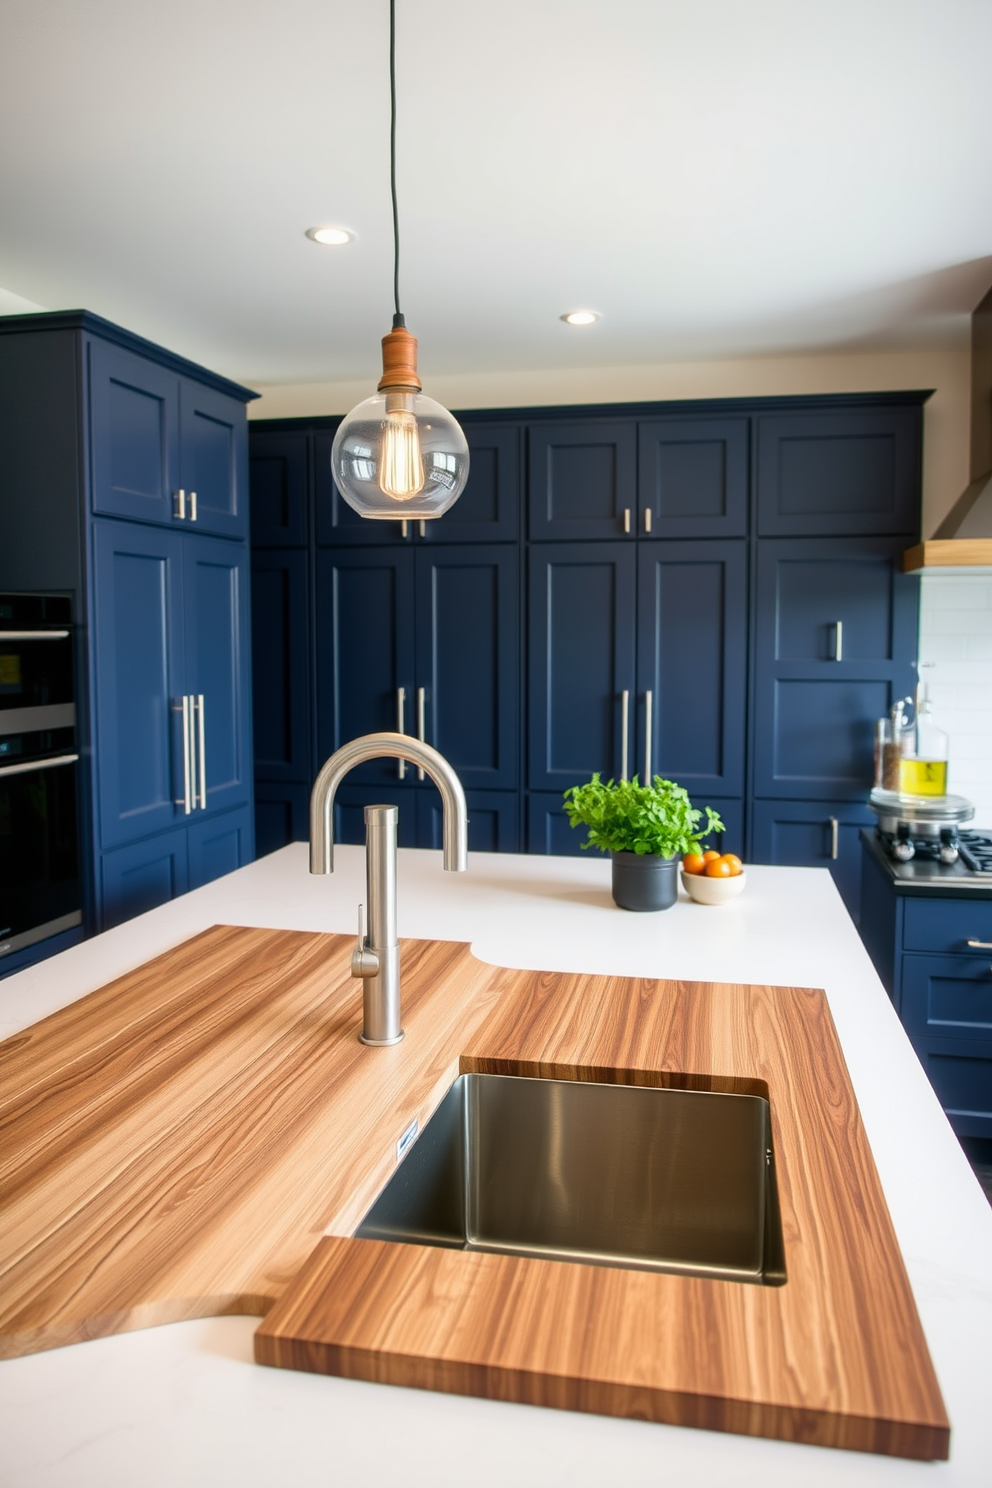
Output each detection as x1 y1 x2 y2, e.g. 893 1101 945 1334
2 845 991 1487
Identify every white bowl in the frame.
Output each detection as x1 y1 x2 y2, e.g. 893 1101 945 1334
680 868 746 905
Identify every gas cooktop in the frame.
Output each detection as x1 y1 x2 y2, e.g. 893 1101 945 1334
863 828 992 896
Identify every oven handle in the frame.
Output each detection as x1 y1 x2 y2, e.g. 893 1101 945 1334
0 752 78 778
0 630 70 641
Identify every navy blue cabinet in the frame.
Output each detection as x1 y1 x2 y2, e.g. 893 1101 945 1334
0 310 256 959
751 799 875 918
249 431 308 546
752 538 919 801
527 543 637 792
93 522 251 848
90 338 248 539
315 543 519 841
756 406 921 536
527 540 744 847
250 549 311 786
637 541 746 796
528 422 638 541
859 842 992 1140
638 418 748 538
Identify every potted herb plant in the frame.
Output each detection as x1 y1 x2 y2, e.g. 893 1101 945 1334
563 774 724 911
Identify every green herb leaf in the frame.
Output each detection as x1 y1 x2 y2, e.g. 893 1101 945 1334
562 774 725 858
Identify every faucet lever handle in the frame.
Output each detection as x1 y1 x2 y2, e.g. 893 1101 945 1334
351 902 380 979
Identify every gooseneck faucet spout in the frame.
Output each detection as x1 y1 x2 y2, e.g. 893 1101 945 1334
309 732 468 1045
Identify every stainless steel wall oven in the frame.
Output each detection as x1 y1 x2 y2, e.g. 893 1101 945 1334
0 594 82 960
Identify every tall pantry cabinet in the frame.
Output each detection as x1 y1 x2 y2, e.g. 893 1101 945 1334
0 311 256 951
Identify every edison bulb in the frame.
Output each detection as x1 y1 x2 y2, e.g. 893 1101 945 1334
331 391 469 519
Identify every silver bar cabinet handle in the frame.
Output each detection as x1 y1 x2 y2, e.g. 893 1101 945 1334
966 940 992 950
416 686 426 780
196 693 206 809
189 489 198 523
829 816 839 860
620 689 629 781
400 520 410 539
832 620 843 661
0 629 70 641
623 508 631 534
644 508 652 534
418 520 426 538
174 489 186 520
396 687 407 778
180 694 192 813
0 752 78 778
643 689 653 784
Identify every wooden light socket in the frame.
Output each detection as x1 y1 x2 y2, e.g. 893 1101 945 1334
378 323 422 392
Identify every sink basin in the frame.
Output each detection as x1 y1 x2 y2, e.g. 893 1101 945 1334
357 1073 786 1285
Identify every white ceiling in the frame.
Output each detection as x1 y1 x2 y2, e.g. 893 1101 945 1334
1 0 991 390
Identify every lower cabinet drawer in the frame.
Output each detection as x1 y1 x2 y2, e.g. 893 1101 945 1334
913 1039 992 1141
900 953 992 1049
902 896 992 955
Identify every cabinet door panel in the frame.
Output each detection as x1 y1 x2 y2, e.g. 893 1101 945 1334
89 340 179 525
528 421 637 540
750 799 873 919
915 1043 992 1140
188 804 253 889
183 537 252 816
92 521 185 848
900 953 992 1050
423 423 520 543
418 788 520 853
902 897 992 955
638 418 748 538
528 545 637 791
315 548 417 785
251 550 310 783
100 828 189 931
254 782 310 858
752 538 918 799
526 792 590 857
415 545 519 790
756 408 920 536
180 381 247 539
249 431 309 545
637 541 746 795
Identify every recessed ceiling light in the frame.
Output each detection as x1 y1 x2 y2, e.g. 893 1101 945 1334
306 226 355 246
560 310 600 326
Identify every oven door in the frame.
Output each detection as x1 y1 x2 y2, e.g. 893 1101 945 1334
0 751 82 958
0 595 76 734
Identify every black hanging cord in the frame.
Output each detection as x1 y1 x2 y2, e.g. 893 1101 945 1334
389 0 404 328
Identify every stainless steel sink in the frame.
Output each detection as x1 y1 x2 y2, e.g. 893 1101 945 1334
357 1073 786 1285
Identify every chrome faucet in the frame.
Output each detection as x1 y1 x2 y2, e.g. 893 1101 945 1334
309 732 468 1045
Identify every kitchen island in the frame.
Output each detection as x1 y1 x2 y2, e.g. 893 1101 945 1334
2 845 991 1486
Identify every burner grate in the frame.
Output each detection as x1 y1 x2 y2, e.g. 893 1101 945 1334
958 831 992 874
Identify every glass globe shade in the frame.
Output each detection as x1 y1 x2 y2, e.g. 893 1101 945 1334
331 390 470 519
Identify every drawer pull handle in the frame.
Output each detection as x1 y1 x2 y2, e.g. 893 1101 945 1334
966 940 992 950
829 815 839 860
831 620 843 661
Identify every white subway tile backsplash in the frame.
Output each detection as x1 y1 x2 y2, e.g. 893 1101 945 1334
918 573 992 824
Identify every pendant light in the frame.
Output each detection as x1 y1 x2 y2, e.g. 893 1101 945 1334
331 0 469 520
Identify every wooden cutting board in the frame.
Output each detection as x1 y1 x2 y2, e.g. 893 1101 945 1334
0 926 949 1459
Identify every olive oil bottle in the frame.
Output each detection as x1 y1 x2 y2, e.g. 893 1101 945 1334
898 689 949 797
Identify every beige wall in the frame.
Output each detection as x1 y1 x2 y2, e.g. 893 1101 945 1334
248 340 972 538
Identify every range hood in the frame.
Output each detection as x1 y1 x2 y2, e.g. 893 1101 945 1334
904 284 992 573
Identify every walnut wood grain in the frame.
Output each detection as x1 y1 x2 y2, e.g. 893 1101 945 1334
0 928 949 1459
0 926 499 1357
257 967 950 1461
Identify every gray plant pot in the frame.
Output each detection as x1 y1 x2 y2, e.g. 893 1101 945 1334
610 851 679 912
